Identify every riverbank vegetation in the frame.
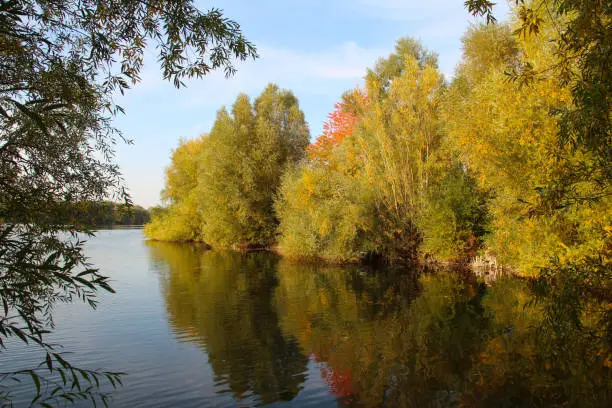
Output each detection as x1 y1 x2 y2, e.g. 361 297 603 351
145 84 310 245
147 0 610 278
144 2 611 405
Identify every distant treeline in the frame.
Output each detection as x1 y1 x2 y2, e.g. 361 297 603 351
68 201 151 227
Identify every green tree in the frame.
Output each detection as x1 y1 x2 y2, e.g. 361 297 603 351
145 136 208 242
66 201 150 226
419 159 490 261
0 0 256 404
197 84 310 247
148 85 309 248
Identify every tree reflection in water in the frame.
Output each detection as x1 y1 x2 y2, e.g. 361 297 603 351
277 260 611 407
147 242 308 405
147 243 611 407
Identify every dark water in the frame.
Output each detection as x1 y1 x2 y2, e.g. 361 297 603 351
3 229 611 407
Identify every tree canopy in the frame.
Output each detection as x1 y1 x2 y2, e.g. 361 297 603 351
276 38 487 263
145 84 310 248
466 0 611 212
146 2 610 283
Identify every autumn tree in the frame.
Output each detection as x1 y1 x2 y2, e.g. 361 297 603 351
307 90 365 163
276 147 374 261
354 39 445 261
277 38 487 263
446 16 611 272
466 0 611 212
462 1 611 370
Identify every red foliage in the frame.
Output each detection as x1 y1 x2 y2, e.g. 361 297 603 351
308 100 358 162
320 364 356 402
310 353 356 403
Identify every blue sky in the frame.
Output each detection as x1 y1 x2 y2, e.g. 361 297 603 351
114 0 510 207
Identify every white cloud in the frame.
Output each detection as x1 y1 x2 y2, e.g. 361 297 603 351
258 42 381 80
127 41 386 108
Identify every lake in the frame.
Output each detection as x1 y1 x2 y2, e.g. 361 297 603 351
3 229 610 407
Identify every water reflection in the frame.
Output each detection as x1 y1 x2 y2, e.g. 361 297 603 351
147 242 611 407
274 261 422 406
147 242 308 405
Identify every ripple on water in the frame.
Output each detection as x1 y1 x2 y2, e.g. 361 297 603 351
3 230 609 407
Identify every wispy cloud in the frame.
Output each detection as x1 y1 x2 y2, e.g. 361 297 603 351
257 42 382 80
128 41 385 107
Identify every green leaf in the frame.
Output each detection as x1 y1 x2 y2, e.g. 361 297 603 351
45 353 53 373
12 327 28 344
29 371 40 395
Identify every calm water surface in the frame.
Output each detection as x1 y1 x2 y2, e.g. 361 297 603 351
4 229 610 407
